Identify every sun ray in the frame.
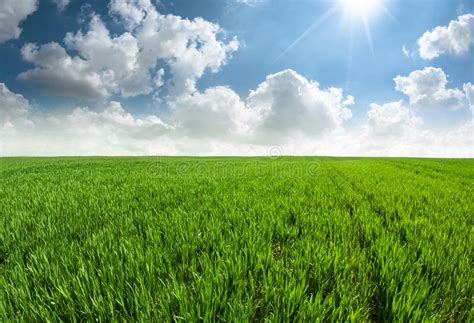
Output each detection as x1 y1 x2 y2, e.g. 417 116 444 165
362 15 375 57
340 0 393 57
272 5 339 63
379 3 398 23
345 23 354 88
274 1 393 64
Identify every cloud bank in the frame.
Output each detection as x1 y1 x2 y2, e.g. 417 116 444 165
2 65 473 157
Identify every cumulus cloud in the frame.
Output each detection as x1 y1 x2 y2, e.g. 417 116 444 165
17 0 239 100
2 65 473 158
418 14 474 59
65 101 172 141
52 0 70 11
394 67 465 108
169 69 353 143
346 99 473 158
0 83 33 131
2 70 355 155
246 69 353 142
109 0 239 97
171 86 256 138
64 15 145 97
18 42 108 100
367 101 422 136
108 0 152 30
0 83 174 155
0 0 37 43
463 83 474 118
359 66 473 157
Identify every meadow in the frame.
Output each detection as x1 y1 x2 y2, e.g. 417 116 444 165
0 157 472 321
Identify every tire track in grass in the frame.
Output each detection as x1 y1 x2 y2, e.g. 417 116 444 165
325 164 386 321
314 163 377 320
327 160 471 321
379 159 474 184
329 162 417 320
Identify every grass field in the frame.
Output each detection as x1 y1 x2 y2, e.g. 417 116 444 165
1 157 472 321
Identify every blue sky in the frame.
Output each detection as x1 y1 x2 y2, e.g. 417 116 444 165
0 0 473 156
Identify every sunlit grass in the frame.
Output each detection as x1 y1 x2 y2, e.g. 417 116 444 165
1 157 472 321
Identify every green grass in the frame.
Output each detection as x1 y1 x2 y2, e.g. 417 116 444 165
1 157 472 321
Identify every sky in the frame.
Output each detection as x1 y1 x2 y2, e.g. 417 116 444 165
0 0 473 156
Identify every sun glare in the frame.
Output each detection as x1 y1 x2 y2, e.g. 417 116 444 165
342 0 382 19
275 0 391 62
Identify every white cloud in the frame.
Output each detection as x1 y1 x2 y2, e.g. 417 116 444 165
402 45 414 58
236 0 265 6
367 101 422 136
351 126 473 158
52 0 70 11
0 84 174 156
65 15 137 63
18 0 239 100
359 66 473 157
418 14 474 59
18 42 108 100
0 0 37 43
128 2 239 98
344 99 473 158
463 82 474 117
66 101 172 140
2 66 473 157
171 86 256 138
246 69 353 142
109 0 240 98
394 67 465 108
64 15 145 97
0 83 33 131
108 0 151 30
2 69 357 155
169 69 353 143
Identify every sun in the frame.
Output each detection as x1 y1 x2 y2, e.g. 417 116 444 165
274 0 391 62
342 0 382 19
339 0 388 56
